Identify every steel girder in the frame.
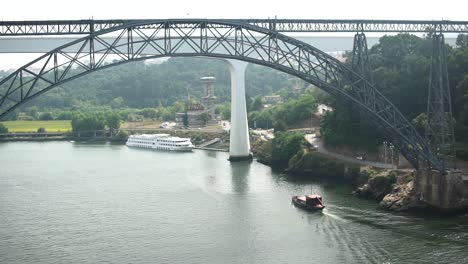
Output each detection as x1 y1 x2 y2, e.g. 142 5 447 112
0 20 444 171
1 19 468 36
426 33 456 170
351 32 372 82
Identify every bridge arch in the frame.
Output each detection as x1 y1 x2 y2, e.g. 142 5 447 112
0 19 442 170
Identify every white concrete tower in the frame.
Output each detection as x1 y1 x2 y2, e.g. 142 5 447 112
226 59 252 161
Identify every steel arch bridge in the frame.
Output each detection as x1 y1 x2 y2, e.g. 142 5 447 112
0 19 444 171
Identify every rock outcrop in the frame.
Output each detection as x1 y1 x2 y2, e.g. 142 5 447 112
354 169 428 211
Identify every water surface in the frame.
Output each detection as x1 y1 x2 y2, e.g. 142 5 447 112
1 142 468 263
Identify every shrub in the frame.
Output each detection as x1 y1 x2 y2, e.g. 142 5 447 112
0 123 8 133
56 111 73 120
39 112 54 120
18 115 35 121
115 130 128 141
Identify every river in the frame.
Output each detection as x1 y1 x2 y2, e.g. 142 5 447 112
1 142 468 264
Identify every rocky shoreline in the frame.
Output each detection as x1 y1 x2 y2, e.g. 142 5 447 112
353 169 428 211
252 139 429 212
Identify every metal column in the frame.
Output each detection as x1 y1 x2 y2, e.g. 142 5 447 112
426 32 456 171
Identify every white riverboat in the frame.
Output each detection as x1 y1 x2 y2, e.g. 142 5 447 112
126 134 193 151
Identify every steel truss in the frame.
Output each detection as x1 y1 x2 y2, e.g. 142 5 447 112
351 32 372 81
1 19 468 36
426 33 456 170
0 20 444 171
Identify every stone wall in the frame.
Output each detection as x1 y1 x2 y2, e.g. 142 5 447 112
414 170 468 210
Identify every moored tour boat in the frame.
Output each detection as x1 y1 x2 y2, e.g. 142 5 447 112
126 133 193 151
292 194 325 211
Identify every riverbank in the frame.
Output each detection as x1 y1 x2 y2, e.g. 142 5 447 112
0 130 229 152
251 139 451 213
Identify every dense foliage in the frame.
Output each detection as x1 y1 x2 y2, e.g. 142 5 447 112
271 131 308 166
0 123 7 133
248 93 317 129
71 110 121 134
320 34 468 154
13 57 299 111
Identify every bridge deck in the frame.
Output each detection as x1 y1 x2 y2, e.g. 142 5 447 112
1 19 468 36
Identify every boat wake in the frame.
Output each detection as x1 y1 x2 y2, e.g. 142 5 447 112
321 208 347 222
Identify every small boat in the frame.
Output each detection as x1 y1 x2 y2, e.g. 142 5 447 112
292 194 325 211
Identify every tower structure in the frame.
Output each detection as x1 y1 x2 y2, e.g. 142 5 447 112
201 76 217 119
426 32 456 171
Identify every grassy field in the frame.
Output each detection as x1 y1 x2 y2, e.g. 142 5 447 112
1 120 72 132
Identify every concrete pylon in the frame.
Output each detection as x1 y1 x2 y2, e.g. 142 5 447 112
226 59 252 161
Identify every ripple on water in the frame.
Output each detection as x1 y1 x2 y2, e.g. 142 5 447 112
1 142 468 264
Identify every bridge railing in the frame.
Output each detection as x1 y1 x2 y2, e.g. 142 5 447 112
1 19 468 36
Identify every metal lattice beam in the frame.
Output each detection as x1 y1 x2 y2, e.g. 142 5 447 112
0 20 444 171
426 33 456 171
1 19 468 36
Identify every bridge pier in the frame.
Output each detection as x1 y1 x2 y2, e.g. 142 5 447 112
414 169 468 211
226 59 252 161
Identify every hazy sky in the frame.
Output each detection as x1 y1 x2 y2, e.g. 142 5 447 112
0 0 467 21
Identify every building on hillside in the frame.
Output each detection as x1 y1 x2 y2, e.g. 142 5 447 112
175 102 206 127
263 95 282 108
317 104 333 116
175 76 219 127
201 76 217 120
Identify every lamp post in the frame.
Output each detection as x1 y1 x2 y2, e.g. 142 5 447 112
389 143 394 168
383 141 388 164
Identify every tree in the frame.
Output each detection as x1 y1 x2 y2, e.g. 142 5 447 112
411 113 427 136
56 111 73 120
110 96 126 109
25 106 38 120
183 111 189 127
200 112 210 126
39 112 54 120
139 108 158 118
250 96 263 112
271 131 307 166
105 112 121 132
216 103 231 120
273 120 287 132
0 123 8 133
71 111 106 135
456 34 468 48
37 127 46 133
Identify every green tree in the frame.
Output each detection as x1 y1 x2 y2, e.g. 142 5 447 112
25 106 39 120
411 113 427 135
0 123 8 133
273 120 287 132
105 112 121 132
456 34 468 48
200 112 210 125
56 111 73 120
110 97 126 109
183 111 189 127
39 112 54 120
250 96 263 112
71 111 106 135
271 131 307 165
216 103 231 120
139 108 158 118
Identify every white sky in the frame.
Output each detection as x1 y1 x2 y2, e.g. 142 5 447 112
0 0 466 21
